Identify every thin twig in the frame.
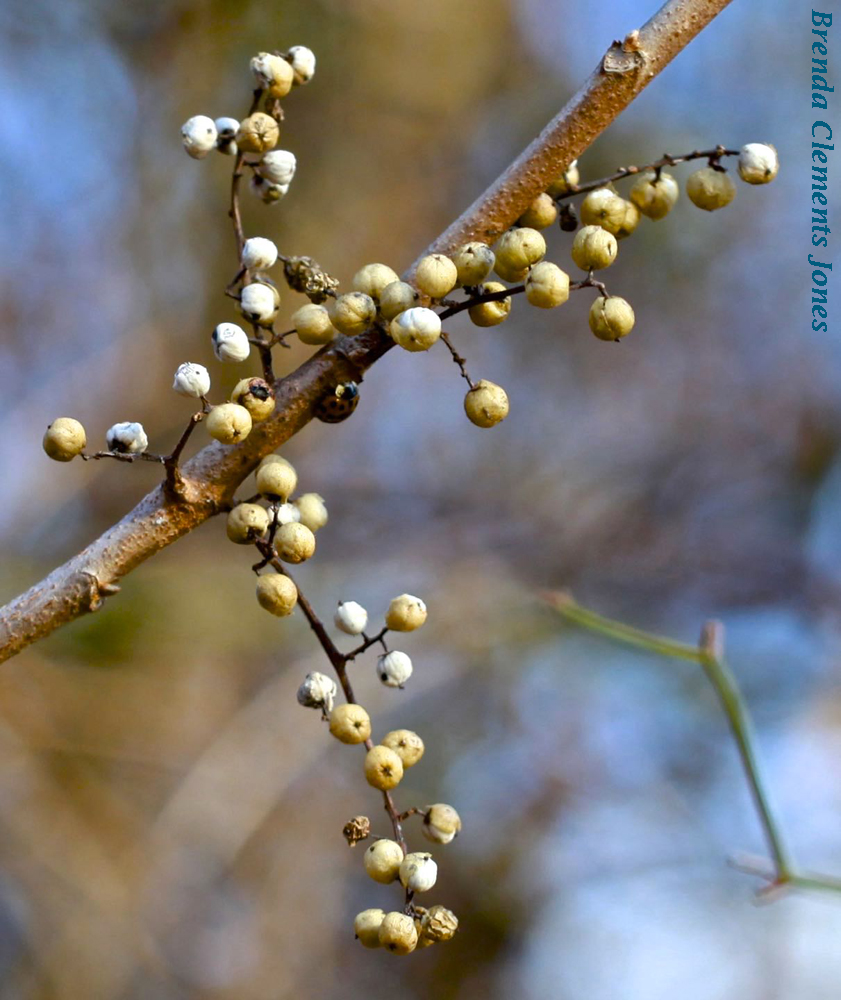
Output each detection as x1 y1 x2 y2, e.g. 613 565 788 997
555 145 740 202
544 590 841 898
345 627 390 663
439 331 475 388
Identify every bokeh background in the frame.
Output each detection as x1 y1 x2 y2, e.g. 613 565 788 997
1 0 840 996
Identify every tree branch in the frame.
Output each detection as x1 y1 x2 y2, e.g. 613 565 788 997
0 0 734 662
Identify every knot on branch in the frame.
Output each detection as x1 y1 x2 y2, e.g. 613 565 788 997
75 571 121 613
602 36 647 75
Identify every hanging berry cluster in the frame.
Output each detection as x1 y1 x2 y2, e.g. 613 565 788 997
38 40 779 955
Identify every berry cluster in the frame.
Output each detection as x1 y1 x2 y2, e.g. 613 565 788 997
37 39 781 955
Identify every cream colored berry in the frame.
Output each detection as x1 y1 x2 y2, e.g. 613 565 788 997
226 503 270 544
630 170 679 220
518 192 559 230
287 45 316 85
329 292 376 336
525 262 570 309
256 460 297 502
241 237 278 272
212 322 251 363
240 282 281 328
495 227 546 271
231 377 275 422
589 295 635 341
468 282 511 327
422 905 458 943
379 912 417 955
255 573 298 616
250 175 288 204
236 112 279 154
377 651 413 688
399 852 437 893
294 493 328 532
738 143 779 184
464 379 509 427
292 304 335 345
354 908 386 948
363 839 404 884
206 404 252 444
329 703 371 744
181 115 217 159
422 804 462 845
296 671 337 713
364 745 404 790
172 362 211 398
571 225 618 271
580 188 625 233
275 522 316 563
686 166 736 211
214 117 239 155
273 503 300 526
352 263 400 302
43 418 86 462
546 159 579 197
259 149 296 186
334 600 368 635
390 307 441 352
106 422 148 454
414 254 458 299
379 281 418 320
451 243 495 287
250 52 294 98
381 730 424 768
259 453 295 470
385 594 427 632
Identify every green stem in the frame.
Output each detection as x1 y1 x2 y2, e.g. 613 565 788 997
544 591 841 897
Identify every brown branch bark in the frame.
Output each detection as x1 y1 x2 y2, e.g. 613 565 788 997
0 0 734 662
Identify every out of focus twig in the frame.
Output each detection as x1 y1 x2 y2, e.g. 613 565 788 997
543 590 841 899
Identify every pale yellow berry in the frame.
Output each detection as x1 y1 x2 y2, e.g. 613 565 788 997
329 292 376 336
413 910 435 949
43 417 86 462
379 281 418 321
546 160 579 197
381 730 425 768
256 460 297 501
231 377 275 422
571 225 618 271
525 261 570 308
385 594 427 632
236 112 279 154
352 263 400 302
226 503 270 544
464 379 509 428
275 521 316 563
493 257 529 284
495 227 546 271
422 803 462 845
363 839 404 884
354 908 386 948
259 453 295 470
518 192 558 230
292 303 335 345
364 745 404 791
294 493 328 532
685 166 736 211
256 573 298 616
414 254 458 299
630 170 679 220
579 188 636 237
379 912 417 955
451 243 496 287
399 852 437 893
738 143 779 185
589 295 635 341
206 403 252 444
421 905 458 943
250 52 294 99
329 703 371 744
468 282 511 327
390 307 441 352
